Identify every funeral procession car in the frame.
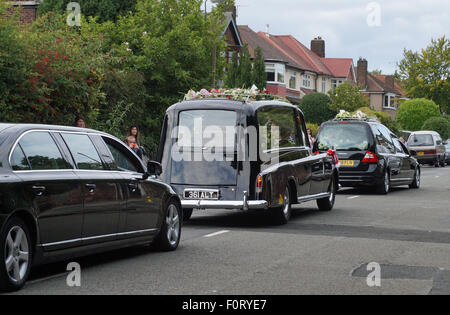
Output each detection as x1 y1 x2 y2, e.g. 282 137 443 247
0 124 182 292
313 118 421 194
156 97 339 225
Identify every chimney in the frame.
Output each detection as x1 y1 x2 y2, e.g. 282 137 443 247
311 37 325 58
385 75 395 91
357 58 368 89
265 24 270 37
231 5 237 23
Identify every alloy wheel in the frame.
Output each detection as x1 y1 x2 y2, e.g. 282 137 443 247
166 204 180 246
4 226 29 283
282 188 290 217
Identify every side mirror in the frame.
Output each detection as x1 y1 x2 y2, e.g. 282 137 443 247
144 161 162 179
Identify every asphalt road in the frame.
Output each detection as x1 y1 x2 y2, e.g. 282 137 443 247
8 166 450 295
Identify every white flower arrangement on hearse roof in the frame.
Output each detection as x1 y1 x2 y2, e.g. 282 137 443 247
184 85 290 103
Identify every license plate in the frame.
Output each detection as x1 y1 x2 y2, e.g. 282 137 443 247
418 152 425 156
184 189 219 200
340 160 355 167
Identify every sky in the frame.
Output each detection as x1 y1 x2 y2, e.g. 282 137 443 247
206 0 449 74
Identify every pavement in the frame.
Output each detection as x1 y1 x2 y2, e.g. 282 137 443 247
8 166 450 295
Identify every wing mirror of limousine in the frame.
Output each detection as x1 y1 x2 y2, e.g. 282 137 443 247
144 161 162 179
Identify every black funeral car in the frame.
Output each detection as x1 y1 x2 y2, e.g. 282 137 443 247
156 99 339 225
314 118 421 194
0 124 181 292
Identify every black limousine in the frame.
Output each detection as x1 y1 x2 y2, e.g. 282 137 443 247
156 99 339 225
0 124 182 292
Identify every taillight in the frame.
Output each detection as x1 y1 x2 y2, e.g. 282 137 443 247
313 151 320 156
424 150 437 155
361 152 379 163
256 175 263 189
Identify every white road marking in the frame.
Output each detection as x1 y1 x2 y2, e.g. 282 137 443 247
348 196 360 200
204 230 230 238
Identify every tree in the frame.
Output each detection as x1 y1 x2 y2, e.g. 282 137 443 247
328 81 369 112
225 51 239 88
422 117 450 140
396 98 441 131
398 36 449 113
38 0 137 23
299 93 335 124
237 44 252 88
252 46 267 90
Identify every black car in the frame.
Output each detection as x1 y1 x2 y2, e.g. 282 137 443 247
157 99 339 225
314 118 421 194
0 124 182 292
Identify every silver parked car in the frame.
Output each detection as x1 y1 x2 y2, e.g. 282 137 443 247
407 131 446 167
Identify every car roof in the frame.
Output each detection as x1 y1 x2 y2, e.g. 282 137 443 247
410 130 440 136
0 123 111 137
166 99 299 113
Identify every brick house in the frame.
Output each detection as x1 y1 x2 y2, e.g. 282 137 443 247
238 25 355 104
356 58 407 119
9 1 38 24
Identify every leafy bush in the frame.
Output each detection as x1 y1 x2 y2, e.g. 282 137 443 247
397 98 441 131
328 81 369 112
38 0 137 23
357 107 399 134
422 117 450 140
299 93 335 124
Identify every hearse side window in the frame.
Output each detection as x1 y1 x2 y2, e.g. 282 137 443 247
17 132 71 170
371 125 394 154
61 133 104 170
11 144 31 171
257 106 299 150
393 138 404 153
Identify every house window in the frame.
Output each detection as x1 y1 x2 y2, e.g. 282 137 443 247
322 77 326 93
302 74 311 88
266 63 286 84
331 79 344 91
289 73 296 89
384 94 398 109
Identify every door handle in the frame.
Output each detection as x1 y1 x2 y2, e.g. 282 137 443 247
85 184 96 193
128 183 138 193
32 186 46 196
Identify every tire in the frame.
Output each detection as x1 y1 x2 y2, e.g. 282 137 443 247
153 201 182 252
0 217 32 292
440 157 446 167
317 177 336 211
271 186 292 225
409 168 421 189
376 169 390 195
183 208 193 222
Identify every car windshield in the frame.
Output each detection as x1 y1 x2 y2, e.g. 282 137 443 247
177 110 237 149
445 142 450 149
317 123 370 151
409 134 434 146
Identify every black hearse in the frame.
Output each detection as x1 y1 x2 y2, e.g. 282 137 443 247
157 98 339 225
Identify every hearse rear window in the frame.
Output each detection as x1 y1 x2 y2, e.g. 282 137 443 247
317 123 370 151
177 110 237 148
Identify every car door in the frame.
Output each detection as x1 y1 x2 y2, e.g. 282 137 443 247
376 125 399 180
10 131 83 251
393 138 413 182
101 136 162 237
60 132 123 245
